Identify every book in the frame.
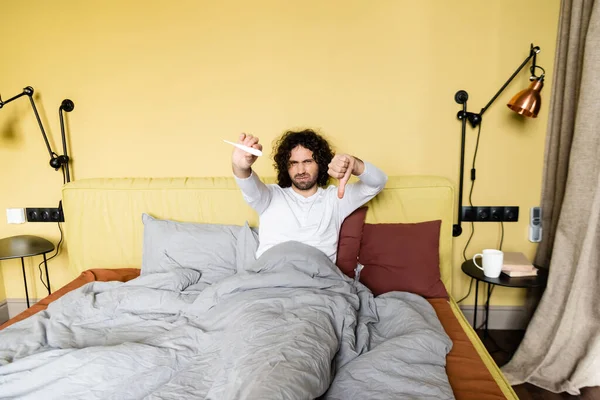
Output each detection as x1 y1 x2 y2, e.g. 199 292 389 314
502 252 534 272
502 267 538 277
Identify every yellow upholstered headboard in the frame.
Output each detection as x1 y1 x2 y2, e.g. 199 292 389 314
62 175 454 291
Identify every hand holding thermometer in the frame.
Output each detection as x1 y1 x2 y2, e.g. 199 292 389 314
223 139 263 157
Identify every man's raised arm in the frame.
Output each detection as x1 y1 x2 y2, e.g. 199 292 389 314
232 133 272 214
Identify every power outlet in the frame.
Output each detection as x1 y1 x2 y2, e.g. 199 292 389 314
461 206 519 222
503 206 519 222
490 207 504 221
26 207 64 222
476 206 491 221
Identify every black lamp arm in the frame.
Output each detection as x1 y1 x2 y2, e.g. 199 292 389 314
453 92 468 237
0 87 54 158
0 86 74 183
58 100 74 183
480 45 540 117
0 87 31 108
452 44 541 237
460 44 541 129
28 90 56 160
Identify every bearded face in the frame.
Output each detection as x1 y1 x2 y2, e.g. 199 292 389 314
287 145 319 192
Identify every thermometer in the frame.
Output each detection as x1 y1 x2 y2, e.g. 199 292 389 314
223 140 263 157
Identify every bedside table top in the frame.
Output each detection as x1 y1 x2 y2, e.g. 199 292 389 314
0 235 55 260
461 259 548 288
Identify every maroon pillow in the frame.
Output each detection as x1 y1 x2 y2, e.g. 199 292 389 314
358 220 448 298
336 207 368 278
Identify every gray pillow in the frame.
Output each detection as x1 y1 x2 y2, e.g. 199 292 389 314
141 213 242 284
235 222 260 274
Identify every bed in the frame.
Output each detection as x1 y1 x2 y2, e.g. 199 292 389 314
0 175 518 399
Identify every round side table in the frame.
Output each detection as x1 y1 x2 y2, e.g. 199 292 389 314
0 235 54 308
461 259 548 335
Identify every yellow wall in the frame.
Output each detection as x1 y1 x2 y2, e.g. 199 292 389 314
0 1 560 307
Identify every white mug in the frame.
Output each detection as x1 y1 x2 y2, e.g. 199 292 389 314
473 249 504 278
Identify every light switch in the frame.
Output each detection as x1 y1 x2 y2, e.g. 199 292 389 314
6 208 26 224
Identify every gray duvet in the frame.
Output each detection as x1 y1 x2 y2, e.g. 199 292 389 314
0 242 453 399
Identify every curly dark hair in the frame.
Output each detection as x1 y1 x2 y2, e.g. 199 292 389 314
272 129 334 188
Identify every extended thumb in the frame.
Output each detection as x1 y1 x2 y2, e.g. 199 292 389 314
337 166 352 199
337 181 346 199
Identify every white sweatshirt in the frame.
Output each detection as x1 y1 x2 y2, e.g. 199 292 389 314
234 161 388 262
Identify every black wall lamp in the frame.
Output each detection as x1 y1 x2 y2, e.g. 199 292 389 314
1 86 75 222
453 44 545 237
0 86 74 183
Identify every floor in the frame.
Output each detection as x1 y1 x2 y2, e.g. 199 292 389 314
481 330 600 400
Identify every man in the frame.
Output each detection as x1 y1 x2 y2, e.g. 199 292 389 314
232 129 387 262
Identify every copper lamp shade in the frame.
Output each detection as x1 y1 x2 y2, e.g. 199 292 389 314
507 77 544 118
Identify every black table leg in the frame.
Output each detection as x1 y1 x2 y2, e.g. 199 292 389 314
484 283 492 339
20 257 30 308
43 253 51 294
473 280 479 330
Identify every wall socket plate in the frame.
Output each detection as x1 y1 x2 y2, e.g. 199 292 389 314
461 206 519 222
26 207 64 222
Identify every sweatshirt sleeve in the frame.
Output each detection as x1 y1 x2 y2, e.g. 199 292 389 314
338 161 388 220
234 170 272 215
